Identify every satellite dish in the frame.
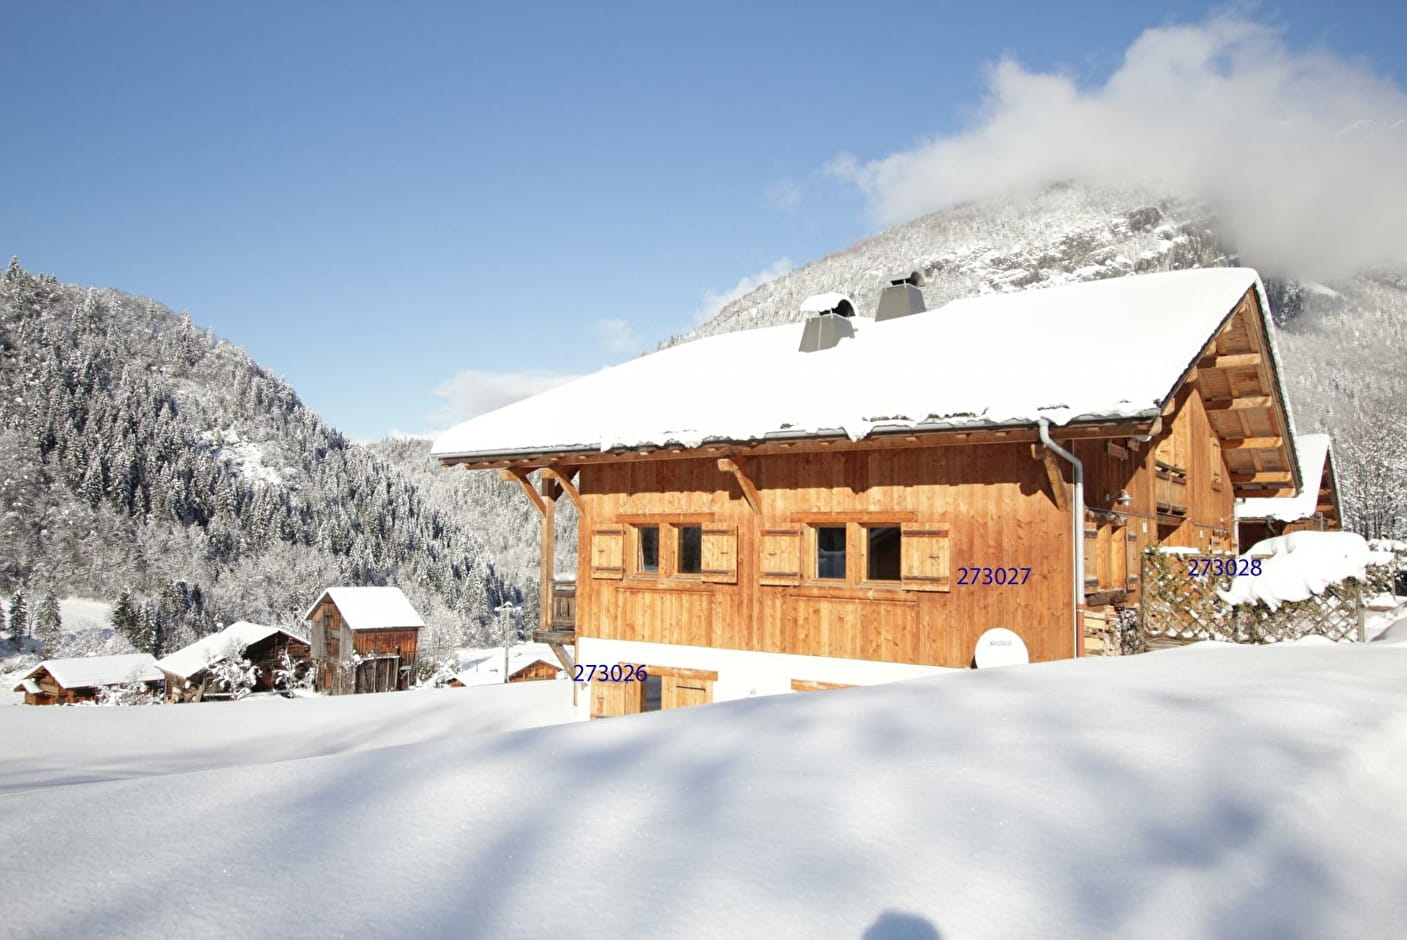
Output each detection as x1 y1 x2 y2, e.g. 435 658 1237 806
974 627 1030 668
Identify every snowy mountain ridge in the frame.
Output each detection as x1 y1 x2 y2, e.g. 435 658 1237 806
676 182 1407 538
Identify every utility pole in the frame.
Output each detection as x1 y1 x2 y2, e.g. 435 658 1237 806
495 601 521 684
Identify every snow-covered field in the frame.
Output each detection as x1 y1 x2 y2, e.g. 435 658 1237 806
3 642 1407 938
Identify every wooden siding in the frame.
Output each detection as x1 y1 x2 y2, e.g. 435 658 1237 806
575 441 1074 667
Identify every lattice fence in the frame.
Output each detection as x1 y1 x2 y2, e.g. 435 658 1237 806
1138 548 1395 649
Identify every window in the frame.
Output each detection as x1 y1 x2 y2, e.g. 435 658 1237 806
815 526 847 580
641 674 663 712
636 525 659 574
677 525 702 575
866 526 902 581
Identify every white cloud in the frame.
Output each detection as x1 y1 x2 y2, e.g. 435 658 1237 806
832 15 1407 280
693 258 794 325
593 317 641 354
765 178 803 211
429 369 581 427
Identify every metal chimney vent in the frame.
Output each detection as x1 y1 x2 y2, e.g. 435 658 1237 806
798 292 858 352
875 270 927 321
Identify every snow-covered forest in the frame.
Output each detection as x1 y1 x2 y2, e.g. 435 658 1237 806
671 182 1407 539
2 181 1402 673
0 260 523 661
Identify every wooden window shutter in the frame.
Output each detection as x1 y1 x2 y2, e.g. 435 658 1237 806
590 525 625 579
1083 524 1099 590
759 526 803 585
900 522 950 592
700 525 738 583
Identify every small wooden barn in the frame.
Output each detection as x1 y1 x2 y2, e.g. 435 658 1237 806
156 621 312 702
1237 433 1342 547
13 653 163 705
303 587 424 694
448 643 566 687
431 268 1311 719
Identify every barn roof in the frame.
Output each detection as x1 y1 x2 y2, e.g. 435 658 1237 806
1238 434 1335 523
432 268 1283 463
156 621 308 681
302 587 426 631
16 653 162 691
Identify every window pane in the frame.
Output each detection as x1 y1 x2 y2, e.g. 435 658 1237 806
638 526 659 573
641 674 662 712
816 526 846 580
867 526 902 581
678 525 702 574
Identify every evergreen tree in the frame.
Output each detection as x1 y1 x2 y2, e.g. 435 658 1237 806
112 591 139 646
35 591 63 656
9 591 28 642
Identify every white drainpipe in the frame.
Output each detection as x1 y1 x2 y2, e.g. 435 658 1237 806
1039 418 1084 658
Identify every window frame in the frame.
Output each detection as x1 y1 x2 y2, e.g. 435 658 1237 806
629 523 661 578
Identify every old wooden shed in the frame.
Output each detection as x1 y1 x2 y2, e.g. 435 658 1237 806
13 653 163 705
431 268 1310 718
303 587 425 694
156 621 312 702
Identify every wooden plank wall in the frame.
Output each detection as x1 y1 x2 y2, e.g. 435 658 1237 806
575 441 1073 666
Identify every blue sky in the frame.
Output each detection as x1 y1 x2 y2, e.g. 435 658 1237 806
3 1 1404 441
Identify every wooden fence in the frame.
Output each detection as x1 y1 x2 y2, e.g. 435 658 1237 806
1138 548 1394 649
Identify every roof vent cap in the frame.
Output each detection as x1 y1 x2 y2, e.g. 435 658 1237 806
797 292 858 352
799 292 856 319
875 270 927 321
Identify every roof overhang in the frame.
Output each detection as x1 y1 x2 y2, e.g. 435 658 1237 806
436 416 1162 471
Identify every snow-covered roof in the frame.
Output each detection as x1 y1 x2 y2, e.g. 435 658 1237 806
302 587 425 631
20 653 162 690
156 621 306 681
452 644 565 687
432 268 1267 462
1237 434 1333 523
799 292 854 315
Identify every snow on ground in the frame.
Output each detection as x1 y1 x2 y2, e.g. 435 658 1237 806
3 645 1407 938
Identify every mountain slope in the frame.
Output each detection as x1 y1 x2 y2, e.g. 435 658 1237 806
0 260 519 660
678 183 1407 537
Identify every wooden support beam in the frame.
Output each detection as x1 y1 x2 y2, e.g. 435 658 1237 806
500 468 547 517
1199 352 1263 370
540 466 583 512
1235 486 1297 498
1032 444 1069 512
1222 436 1283 450
718 457 762 514
1206 396 1272 412
1230 471 1294 484
539 475 556 636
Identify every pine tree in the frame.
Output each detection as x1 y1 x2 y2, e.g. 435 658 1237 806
112 591 139 646
9 591 28 642
35 591 62 656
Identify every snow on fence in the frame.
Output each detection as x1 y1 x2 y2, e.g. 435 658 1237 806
1138 548 1395 648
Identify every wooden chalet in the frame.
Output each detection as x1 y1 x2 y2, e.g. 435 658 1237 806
13 653 162 705
303 587 424 694
156 621 312 702
431 268 1307 719
1237 433 1342 548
